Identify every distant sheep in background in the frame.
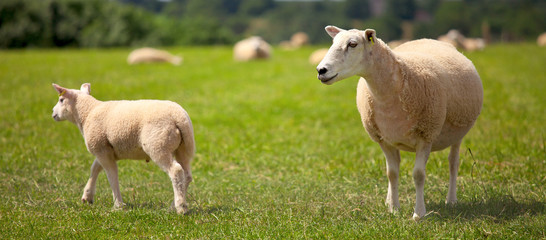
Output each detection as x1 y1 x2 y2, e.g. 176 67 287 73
438 29 485 51
316 26 483 221
127 47 182 65
280 32 310 50
51 83 195 214
233 36 272 61
308 48 328 65
537 32 546 46
290 32 309 48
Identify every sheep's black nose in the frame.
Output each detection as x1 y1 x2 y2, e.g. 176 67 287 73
318 67 328 75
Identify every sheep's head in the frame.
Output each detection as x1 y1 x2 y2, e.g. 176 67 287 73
52 83 91 122
317 26 376 85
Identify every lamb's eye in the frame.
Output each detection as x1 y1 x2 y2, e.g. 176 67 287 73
348 42 358 48
59 98 64 103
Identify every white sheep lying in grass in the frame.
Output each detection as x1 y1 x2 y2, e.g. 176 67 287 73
233 36 272 61
537 32 546 46
127 47 182 65
51 83 195 214
308 48 329 65
316 26 483 221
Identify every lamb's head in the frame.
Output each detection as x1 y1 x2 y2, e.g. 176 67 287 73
317 26 377 85
52 83 91 122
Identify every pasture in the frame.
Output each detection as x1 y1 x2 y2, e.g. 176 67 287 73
0 44 544 239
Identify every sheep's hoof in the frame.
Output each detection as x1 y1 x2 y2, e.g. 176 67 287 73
412 213 422 221
445 198 458 205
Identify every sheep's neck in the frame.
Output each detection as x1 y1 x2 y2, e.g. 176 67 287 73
72 95 101 134
360 43 403 103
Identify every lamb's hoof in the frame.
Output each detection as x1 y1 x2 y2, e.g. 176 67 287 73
112 202 127 211
445 198 458 205
171 202 189 215
81 198 93 204
412 213 422 221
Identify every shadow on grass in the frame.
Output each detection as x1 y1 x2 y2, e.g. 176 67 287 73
427 195 545 222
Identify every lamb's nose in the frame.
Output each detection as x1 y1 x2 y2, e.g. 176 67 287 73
317 67 328 75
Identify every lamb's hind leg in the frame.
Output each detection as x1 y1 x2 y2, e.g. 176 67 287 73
154 153 188 214
175 148 193 199
379 143 401 213
82 159 103 204
413 141 432 221
446 139 462 204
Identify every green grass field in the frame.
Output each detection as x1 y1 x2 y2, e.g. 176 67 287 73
0 44 544 239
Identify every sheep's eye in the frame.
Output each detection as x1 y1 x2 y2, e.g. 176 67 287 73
59 98 64 103
348 42 358 48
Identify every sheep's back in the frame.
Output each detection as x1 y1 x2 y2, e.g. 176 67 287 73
394 39 483 129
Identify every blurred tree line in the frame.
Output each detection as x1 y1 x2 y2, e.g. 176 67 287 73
1 0 544 48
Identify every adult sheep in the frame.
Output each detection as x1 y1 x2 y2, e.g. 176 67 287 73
51 83 195 214
233 36 272 61
316 26 483 221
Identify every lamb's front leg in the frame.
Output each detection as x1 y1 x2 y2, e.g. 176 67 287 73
82 159 103 204
380 143 401 213
413 141 432 221
96 157 124 209
446 140 462 204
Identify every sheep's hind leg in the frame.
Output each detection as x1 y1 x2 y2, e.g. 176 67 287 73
412 141 432 221
82 158 103 204
446 139 462 205
380 143 401 213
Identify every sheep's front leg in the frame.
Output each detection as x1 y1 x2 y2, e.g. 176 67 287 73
97 157 124 209
413 142 432 221
380 143 401 213
446 140 462 204
82 159 103 204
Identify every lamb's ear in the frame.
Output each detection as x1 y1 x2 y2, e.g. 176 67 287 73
52 83 71 98
363 29 376 45
80 83 91 95
325 26 344 39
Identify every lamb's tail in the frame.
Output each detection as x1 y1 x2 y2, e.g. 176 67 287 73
175 110 195 163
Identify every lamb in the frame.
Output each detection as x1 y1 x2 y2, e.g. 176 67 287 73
51 83 195 214
316 26 483 221
233 36 272 61
127 47 182 65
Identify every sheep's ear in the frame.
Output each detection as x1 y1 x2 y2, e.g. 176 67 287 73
325 26 344 38
53 83 71 98
363 29 376 44
80 83 91 95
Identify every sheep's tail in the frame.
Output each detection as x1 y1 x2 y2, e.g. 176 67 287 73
175 110 195 163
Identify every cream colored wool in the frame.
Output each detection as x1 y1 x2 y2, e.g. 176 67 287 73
52 83 195 214
127 47 182 65
233 36 272 61
317 26 483 221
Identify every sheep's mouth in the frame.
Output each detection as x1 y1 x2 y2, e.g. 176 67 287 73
319 73 338 84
